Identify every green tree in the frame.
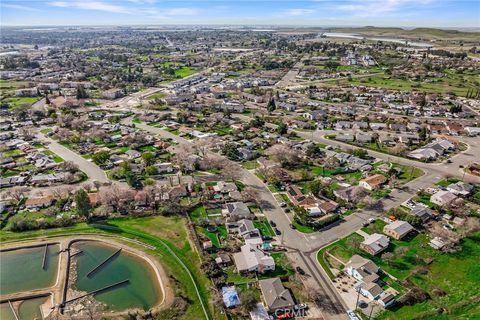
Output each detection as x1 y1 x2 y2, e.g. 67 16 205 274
145 165 158 176
222 143 240 161
92 151 110 165
277 122 288 135
267 97 276 112
125 172 142 189
141 152 155 166
308 180 323 197
352 148 368 159
74 189 91 220
76 85 88 99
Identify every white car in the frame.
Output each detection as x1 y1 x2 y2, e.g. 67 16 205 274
347 310 360 320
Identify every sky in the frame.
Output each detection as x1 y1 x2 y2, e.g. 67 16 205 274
1 0 479 28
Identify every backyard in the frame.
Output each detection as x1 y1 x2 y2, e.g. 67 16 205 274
318 228 480 320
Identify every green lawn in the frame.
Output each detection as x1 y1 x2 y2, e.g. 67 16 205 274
254 219 275 237
197 226 220 247
291 220 316 233
377 233 480 320
175 67 197 78
318 228 480 320
2 149 23 157
5 96 41 109
436 177 460 188
189 206 207 222
328 74 475 97
242 160 258 170
147 92 167 100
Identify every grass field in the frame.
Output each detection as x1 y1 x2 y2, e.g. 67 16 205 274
4 96 41 109
325 74 476 97
318 229 480 320
175 67 197 78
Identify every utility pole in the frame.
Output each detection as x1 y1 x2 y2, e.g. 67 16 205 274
368 304 374 320
355 284 362 311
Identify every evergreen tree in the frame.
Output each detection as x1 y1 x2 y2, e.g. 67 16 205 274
74 189 92 220
267 98 276 112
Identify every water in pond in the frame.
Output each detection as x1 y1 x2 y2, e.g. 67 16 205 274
0 297 47 320
0 244 60 294
0 303 16 320
19 297 47 320
73 242 161 311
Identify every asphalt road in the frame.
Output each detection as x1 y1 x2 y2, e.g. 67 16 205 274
38 133 109 184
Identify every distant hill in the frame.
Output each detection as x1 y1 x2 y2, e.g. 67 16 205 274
332 26 480 41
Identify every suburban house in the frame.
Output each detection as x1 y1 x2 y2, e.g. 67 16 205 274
223 202 252 221
334 186 365 202
258 277 295 312
359 174 387 191
228 219 263 245
430 190 458 207
213 181 238 194
24 196 54 210
383 220 414 240
285 185 306 206
356 281 384 300
447 182 474 196
360 233 390 255
345 255 380 283
347 255 396 306
411 205 434 222
233 244 275 273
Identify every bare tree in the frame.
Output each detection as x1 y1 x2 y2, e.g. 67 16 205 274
222 161 243 182
241 186 260 204
429 224 461 252
390 142 408 156
3 187 29 202
265 144 298 168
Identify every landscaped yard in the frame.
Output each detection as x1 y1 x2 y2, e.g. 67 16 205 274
254 219 275 237
318 229 480 320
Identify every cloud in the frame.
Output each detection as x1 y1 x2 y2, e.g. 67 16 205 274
49 1 129 14
284 8 316 16
3 4 42 12
164 7 199 16
337 0 435 17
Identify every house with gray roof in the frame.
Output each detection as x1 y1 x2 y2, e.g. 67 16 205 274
258 278 295 312
224 202 252 221
233 244 275 273
383 220 414 240
360 233 390 255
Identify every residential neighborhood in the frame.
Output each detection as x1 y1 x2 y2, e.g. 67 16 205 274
1 17 479 320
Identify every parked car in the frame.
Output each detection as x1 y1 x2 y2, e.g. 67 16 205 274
296 266 306 275
290 223 296 229
347 310 360 320
270 220 277 227
274 228 281 235
280 202 287 207
294 303 308 310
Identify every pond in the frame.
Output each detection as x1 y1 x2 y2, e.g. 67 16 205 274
0 297 47 320
0 244 60 294
72 241 162 311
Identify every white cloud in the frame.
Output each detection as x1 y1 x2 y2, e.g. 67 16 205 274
284 8 316 16
337 0 434 17
3 4 42 12
164 7 199 16
49 1 129 14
